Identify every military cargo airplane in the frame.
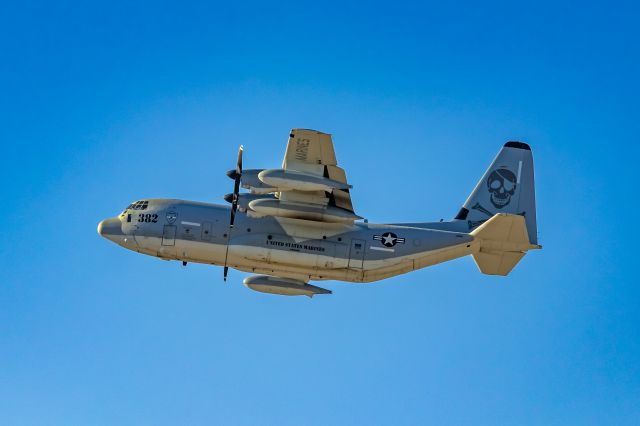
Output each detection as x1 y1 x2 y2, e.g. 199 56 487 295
98 129 541 297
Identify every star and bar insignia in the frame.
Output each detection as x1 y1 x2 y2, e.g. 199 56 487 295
373 232 406 247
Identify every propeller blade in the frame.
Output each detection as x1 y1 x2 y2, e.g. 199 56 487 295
230 145 243 224
236 145 243 174
230 200 237 225
232 178 241 200
223 145 244 282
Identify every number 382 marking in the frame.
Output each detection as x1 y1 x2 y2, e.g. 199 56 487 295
138 213 158 223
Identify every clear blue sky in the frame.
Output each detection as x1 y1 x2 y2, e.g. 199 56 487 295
1 1 638 425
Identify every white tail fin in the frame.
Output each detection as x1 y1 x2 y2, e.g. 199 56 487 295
454 141 538 245
470 213 541 275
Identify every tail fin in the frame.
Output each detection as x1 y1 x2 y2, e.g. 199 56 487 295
454 141 538 245
470 213 541 275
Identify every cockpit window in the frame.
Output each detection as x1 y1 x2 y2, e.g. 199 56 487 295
132 201 149 210
129 200 149 210
120 200 149 216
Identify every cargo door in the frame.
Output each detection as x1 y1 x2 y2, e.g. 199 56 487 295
348 238 365 269
162 225 176 246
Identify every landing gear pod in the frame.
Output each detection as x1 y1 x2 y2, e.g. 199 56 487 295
243 275 332 297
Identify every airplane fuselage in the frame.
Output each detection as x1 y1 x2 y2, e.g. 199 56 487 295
98 135 539 296
99 198 476 283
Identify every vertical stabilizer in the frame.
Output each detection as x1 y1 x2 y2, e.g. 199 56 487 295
454 142 538 245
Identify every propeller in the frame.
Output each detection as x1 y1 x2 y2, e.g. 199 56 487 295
223 145 243 281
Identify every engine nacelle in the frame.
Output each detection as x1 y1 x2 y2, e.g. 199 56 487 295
243 275 331 297
224 192 277 211
258 169 351 192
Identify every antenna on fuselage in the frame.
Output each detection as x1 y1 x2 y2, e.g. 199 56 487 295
222 145 243 281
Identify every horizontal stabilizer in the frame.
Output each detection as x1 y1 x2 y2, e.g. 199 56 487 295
470 213 541 276
472 251 526 276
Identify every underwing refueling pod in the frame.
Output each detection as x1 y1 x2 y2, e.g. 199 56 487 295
258 169 352 192
243 275 332 297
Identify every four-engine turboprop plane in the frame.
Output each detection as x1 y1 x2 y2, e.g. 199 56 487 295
98 129 541 297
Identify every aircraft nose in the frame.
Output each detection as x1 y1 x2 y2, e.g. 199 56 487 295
97 217 124 237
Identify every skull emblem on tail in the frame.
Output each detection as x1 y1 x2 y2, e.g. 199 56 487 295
487 168 516 209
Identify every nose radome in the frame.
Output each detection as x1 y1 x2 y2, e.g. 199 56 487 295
97 217 124 237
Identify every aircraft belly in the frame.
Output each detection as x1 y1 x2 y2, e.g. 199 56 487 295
412 242 474 270
231 245 347 271
175 239 227 264
133 235 160 256
316 251 348 269
235 245 319 268
359 242 474 282
131 234 227 264
229 234 348 270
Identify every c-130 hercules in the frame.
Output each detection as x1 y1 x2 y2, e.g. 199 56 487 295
98 129 541 297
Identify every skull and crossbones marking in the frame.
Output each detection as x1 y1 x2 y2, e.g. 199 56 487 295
487 168 517 209
471 202 493 217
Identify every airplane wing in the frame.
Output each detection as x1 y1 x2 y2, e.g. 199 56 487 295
279 129 355 213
